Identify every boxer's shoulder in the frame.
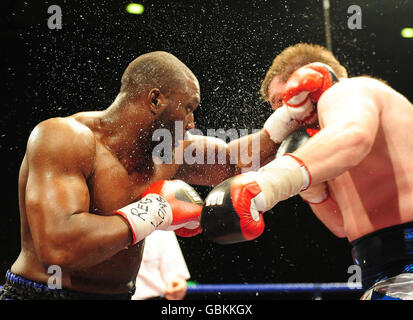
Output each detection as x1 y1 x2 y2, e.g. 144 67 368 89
331 76 391 96
29 117 96 150
27 117 96 175
318 76 387 109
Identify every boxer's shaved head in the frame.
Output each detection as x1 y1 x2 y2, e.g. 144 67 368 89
120 51 197 100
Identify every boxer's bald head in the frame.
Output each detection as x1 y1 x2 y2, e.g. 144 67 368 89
108 51 200 143
120 51 197 100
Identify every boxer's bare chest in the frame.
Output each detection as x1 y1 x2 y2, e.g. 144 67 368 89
69 140 181 290
88 141 180 215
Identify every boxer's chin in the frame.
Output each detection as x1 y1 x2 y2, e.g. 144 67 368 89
297 110 318 125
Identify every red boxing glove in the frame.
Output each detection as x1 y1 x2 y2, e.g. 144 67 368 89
200 173 266 244
282 62 338 123
142 180 204 237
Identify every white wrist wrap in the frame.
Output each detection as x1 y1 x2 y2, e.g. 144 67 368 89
253 154 311 212
263 105 299 144
114 194 172 245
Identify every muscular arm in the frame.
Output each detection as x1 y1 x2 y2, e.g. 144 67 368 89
250 79 382 236
25 118 131 271
293 78 381 185
293 78 382 237
174 129 277 186
228 129 278 170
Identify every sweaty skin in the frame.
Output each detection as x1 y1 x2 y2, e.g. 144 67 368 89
267 76 413 241
11 58 277 295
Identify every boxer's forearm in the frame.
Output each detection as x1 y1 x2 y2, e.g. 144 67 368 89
228 129 277 170
252 124 374 212
175 130 277 186
293 124 374 186
38 213 132 271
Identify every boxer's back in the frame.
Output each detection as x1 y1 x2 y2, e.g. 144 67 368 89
327 78 413 241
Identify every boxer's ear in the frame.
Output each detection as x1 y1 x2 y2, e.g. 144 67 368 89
148 88 167 115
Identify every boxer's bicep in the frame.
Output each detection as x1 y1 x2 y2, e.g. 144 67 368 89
25 165 91 233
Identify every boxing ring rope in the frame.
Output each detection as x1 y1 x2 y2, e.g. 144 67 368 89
0 283 363 299
187 283 363 299
0 283 364 292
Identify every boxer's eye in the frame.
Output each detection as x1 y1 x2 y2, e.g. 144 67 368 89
271 97 283 108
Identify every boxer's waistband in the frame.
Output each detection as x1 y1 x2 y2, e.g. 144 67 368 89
1 270 135 300
351 221 413 289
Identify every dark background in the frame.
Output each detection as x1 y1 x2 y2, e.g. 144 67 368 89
0 0 411 300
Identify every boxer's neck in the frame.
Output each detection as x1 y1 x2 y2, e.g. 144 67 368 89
98 94 159 173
